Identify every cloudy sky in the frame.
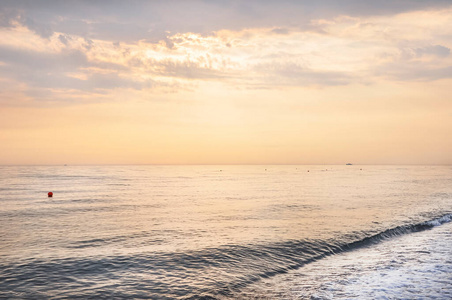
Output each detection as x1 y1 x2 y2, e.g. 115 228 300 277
1 0 451 165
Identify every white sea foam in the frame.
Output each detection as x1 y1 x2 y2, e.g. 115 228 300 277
425 213 452 227
233 220 452 299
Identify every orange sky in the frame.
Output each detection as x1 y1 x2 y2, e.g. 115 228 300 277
0 1 451 165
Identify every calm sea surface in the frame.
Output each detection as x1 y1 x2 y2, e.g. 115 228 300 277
0 165 451 299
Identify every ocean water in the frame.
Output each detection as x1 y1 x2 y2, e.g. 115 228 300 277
0 165 451 299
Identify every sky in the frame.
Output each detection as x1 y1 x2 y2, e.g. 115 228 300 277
0 0 451 165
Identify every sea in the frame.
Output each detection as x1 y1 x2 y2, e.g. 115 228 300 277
0 165 451 299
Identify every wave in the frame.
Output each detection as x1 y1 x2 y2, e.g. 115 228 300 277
1 213 450 299
341 213 452 252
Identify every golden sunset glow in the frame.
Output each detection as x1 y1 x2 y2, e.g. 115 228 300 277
0 1 451 164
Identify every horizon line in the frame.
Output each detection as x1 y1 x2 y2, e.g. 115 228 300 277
0 163 451 167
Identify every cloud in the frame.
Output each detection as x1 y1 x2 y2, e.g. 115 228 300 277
23 15 53 38
309 0 452 16
0 0 452 105
414 45 450 58
0 6 20 28
2 0 451 42
0 45 156 101
376 62 452 81
373 43 452 81
152 59 227 79
58 34 70 45
253 62 354 87
270 28 290 35
0 46 88 72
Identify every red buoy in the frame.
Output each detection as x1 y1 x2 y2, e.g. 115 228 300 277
48 192 53 197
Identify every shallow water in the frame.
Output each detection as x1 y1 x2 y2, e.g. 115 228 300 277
0 165 451 298
232 217 452 299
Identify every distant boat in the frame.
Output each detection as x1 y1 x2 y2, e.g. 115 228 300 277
346 163 353 165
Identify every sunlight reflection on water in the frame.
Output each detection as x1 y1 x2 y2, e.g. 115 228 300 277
0 165 451 298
